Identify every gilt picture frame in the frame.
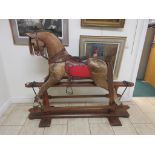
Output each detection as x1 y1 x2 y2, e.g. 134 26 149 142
79 35 126 79
10 19 69 46
81 19 125 28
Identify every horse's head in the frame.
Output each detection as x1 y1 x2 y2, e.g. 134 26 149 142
26 32 46 56
26 31 65 59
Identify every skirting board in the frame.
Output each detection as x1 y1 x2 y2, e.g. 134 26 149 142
0 99 11 117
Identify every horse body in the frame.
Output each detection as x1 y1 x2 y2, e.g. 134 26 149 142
26 32 109 102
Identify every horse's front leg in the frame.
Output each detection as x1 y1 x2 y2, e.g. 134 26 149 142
34 77 59 104
35 62 66 103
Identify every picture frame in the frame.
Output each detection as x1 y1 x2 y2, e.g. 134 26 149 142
81 19 125 28
10 19 69 46
79 35 126 79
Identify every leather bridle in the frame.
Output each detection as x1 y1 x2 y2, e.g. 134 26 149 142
30 32 70 62
31 32 48 59
29 32 79 64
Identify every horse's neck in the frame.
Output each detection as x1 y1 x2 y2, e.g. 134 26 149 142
45 35 64 58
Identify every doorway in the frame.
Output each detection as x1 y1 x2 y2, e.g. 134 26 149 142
134 23 155 97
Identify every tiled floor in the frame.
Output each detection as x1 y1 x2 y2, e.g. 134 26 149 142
1 97 155 135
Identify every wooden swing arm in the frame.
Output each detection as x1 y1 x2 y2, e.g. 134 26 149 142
25 81 133 90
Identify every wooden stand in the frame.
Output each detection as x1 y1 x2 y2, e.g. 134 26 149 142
25 59 134 127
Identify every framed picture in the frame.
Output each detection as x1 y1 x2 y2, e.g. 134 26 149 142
79 35 126 79
10 19 69 46
81 19 125 28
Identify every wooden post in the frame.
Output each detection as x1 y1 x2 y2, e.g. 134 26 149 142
106 57 115 105
42 91 50 111
39 90 52 127
106 57 122 126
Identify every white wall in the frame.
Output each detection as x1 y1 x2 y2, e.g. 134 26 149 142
0 19 148 103
0 52 10 115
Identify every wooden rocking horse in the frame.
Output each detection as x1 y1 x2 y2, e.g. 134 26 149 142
25 31 134 127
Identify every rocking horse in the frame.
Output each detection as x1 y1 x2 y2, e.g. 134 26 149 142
25 31 134 127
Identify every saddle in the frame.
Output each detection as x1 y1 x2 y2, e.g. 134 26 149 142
48 48 92 79
65 59 91 78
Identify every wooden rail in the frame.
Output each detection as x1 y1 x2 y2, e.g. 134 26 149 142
25 80 134 88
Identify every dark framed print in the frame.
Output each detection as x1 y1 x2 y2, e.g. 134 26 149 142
10 19 69 46
80 35 126 79
81 19 125 28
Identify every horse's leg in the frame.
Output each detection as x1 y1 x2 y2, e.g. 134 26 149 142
37 77 59 98
36 62 65 101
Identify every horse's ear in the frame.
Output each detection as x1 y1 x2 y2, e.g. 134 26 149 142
25 33 35 38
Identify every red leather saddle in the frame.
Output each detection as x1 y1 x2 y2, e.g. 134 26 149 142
65 60 91 78
48 51 92 78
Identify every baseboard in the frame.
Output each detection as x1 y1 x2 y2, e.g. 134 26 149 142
10 97 33 104
0 98 11 117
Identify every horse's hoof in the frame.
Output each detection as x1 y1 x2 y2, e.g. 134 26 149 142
34 95 40 102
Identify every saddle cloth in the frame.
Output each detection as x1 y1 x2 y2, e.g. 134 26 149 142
65 60 91 78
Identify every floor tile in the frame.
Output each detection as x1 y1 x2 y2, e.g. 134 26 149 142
67 118 90 135
90 123 114 135
44 124 67 135
128 104 151 124
0 126 22 135
1 105 30 126
112 118 137 135
145 113 155 124
134 98 155 113
19 119 44 135
0 104 16 125
133 123 155 135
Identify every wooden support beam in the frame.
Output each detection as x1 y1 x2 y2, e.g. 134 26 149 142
108 117 122 126
25 81 134 88
29 105 129 118
39 118 51 127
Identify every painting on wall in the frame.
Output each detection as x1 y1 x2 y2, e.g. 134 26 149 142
79 35 126 79
81 19 125 28
10 19 69 46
